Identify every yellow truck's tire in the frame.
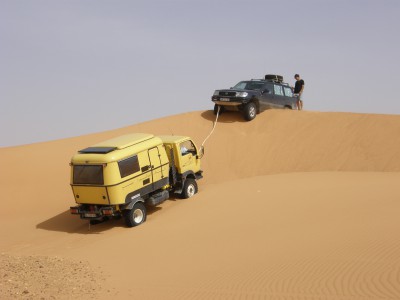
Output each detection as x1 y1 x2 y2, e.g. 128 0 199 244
124 202 147 227
181 178 198 199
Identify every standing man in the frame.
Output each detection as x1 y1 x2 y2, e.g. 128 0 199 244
293 74 305 110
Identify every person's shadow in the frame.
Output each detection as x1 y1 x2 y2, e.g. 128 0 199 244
201 110 246 123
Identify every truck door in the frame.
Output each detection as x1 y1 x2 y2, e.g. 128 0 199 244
272 84 286 108
178 140 200 174
259 83 274 110
283 86 296 108
148 147 163 189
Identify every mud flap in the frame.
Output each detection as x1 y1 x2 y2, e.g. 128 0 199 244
173 181 184 194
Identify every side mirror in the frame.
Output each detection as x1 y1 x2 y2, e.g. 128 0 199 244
197 146 204 159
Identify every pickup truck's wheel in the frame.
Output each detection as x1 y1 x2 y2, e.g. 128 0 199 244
243 102 257 121
124 202 146 227
214 104 224 115
181 178 198 199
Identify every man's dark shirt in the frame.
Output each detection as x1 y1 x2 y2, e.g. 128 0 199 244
294 79 305 93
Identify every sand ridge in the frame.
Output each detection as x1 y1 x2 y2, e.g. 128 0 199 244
1 110 400 299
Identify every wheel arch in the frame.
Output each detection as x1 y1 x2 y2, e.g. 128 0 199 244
181 170 196 181
251 97 261 113
122 198 145 210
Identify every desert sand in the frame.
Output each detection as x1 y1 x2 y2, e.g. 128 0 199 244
1 109 400 299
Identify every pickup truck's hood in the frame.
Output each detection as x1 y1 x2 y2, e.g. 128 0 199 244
215 89 258 96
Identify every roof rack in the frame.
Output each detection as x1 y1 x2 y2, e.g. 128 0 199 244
250 75 290 86
265 74 284 83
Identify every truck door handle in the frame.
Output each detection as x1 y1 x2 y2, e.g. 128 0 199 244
141 165 154 172
141 165 150 172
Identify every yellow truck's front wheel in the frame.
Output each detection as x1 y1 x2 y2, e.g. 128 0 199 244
181 178 198 199
123 202 147 227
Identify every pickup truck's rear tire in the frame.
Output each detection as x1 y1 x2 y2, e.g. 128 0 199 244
181 178 198 199
243 102 257 121
124 202 146 227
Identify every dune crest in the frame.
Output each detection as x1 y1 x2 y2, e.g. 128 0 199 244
2 110 400 185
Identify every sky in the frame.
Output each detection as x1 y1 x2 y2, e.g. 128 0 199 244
1 0 400 147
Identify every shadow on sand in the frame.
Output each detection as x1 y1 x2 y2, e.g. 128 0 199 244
36 205 163 234
201 110 246 123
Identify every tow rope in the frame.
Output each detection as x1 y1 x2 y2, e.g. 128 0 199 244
199 106 220 157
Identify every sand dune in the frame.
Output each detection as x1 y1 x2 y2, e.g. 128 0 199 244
1 110 400 299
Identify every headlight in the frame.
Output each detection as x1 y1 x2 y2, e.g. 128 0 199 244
236 92 248 97
213 90 219 96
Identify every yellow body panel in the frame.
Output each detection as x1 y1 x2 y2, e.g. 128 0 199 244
72 186 109 205
106 172 152 205
159 136 201 175
70 134 171 205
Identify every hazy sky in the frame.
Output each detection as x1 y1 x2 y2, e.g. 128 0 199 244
1 0 400 147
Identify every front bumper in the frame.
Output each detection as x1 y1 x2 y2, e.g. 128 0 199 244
212 97 247 106
213 100 242 106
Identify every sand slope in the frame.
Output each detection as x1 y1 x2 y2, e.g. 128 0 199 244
1 110 400 299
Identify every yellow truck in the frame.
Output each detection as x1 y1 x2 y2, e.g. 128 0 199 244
69 133 203 227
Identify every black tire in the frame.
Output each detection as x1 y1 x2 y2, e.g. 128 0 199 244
213 104 224 115
243 102 257 121
181 178 198 199
123 202 147 227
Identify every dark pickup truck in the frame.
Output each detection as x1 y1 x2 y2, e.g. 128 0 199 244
211 75 297 121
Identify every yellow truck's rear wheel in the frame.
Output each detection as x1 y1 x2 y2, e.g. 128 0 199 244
124 202 147 227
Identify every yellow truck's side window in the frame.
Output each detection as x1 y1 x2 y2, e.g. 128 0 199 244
180 140 196 155
118 155 140 178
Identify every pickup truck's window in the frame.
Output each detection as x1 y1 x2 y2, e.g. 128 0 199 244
284 87 293 97
274 85 284 96
262 83 274 93
233 82 247 90
118 155 140 178
233 81 264 90
73 165 104 185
